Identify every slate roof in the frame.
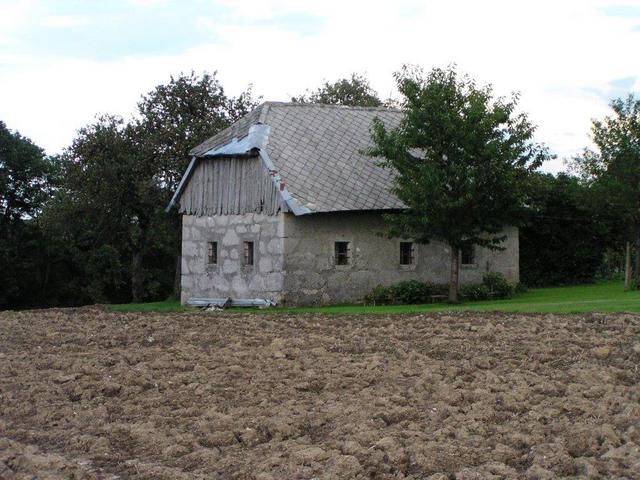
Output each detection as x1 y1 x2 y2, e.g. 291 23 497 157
189 102 405 214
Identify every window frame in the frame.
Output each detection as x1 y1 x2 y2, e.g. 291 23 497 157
243 240 255 267
334 241 351 267
460 243 477 268
399 241 414 266
207 241 218 266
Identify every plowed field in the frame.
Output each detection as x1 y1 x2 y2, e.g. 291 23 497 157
1 308 639 479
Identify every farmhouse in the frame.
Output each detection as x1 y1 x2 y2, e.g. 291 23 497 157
168 102 519 306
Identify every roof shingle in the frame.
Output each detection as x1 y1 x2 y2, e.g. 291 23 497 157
190 102 405 213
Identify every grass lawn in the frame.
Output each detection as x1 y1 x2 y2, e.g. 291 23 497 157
109 280 640 314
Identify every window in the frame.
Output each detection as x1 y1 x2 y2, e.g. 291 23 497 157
243 241 254 266
399 242 414 265
461 244 475 266
334 241 350 265
207 242 218 265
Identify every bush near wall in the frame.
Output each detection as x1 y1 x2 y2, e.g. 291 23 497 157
364 273 515 305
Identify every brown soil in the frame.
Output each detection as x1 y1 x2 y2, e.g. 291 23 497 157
1 308 639 479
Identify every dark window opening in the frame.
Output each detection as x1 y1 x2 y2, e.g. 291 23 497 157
207 242 218 265
334 241 350 265
461 244 475 266
400 242 414 265
243 241 254 266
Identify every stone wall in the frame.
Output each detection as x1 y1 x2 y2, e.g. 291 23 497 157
181 211 519 306
281 211 519 305
181 213 284 304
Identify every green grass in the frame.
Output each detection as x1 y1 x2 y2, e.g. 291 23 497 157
109 280 640 314
109 298 190 313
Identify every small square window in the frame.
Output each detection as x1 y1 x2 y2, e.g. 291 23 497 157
400 242 414 265
207 242 217 265
243 241 254 266
334 241 350 265
461 244 475 266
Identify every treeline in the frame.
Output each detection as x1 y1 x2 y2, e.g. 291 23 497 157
0 71 637 309
1 72 257 309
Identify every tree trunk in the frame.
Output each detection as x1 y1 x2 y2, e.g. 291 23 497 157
448 245 460 303
173 252 181 299
172 215 182 299
624 242 632 291
635 227 640 287
131 251 145 303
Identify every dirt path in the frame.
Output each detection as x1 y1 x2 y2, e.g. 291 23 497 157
1 308 639 479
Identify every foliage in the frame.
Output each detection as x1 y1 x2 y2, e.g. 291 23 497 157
0 122 58 309
571 94 640 283
368 66 548 301
292 73 383 107
1 71 257 309
459 283 491 301
481 272 514 298
519 172 614 287
364 273 513 305
0 121 55 223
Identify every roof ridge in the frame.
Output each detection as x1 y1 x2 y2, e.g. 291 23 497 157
260 100 402 113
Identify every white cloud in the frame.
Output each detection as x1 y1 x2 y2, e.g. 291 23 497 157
40 14 90 28
0 0 639 174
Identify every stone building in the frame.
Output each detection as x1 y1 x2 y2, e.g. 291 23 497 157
168 102 519 306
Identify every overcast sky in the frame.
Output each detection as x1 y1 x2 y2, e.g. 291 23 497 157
1 0 639 172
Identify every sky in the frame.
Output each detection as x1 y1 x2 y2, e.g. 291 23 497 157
1 0 639 173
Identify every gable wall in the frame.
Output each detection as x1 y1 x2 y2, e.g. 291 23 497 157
281 212 519 305
181 213 285 304
178 156 280 216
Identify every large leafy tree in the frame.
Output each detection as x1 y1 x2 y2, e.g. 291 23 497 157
519 173 614 287
369 66 548 301
292 73 383 107
572 94 640 288
39 72 258 304
0 122 58 308
41 116 158 303
0 121 53 224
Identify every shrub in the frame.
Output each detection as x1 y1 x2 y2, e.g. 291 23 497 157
460 283 490 301
364 273 515 305
482 272 514 298
390 280 432 304
364 285 394 305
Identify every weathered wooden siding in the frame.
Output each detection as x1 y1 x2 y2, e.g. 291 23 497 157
178 156 281 216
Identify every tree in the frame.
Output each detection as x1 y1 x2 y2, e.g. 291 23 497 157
369 66 548 302
0 121 53 224
571 94 640 289
292 73 383 107
519 173 613 286
0 121 58 308
41 116 155 303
